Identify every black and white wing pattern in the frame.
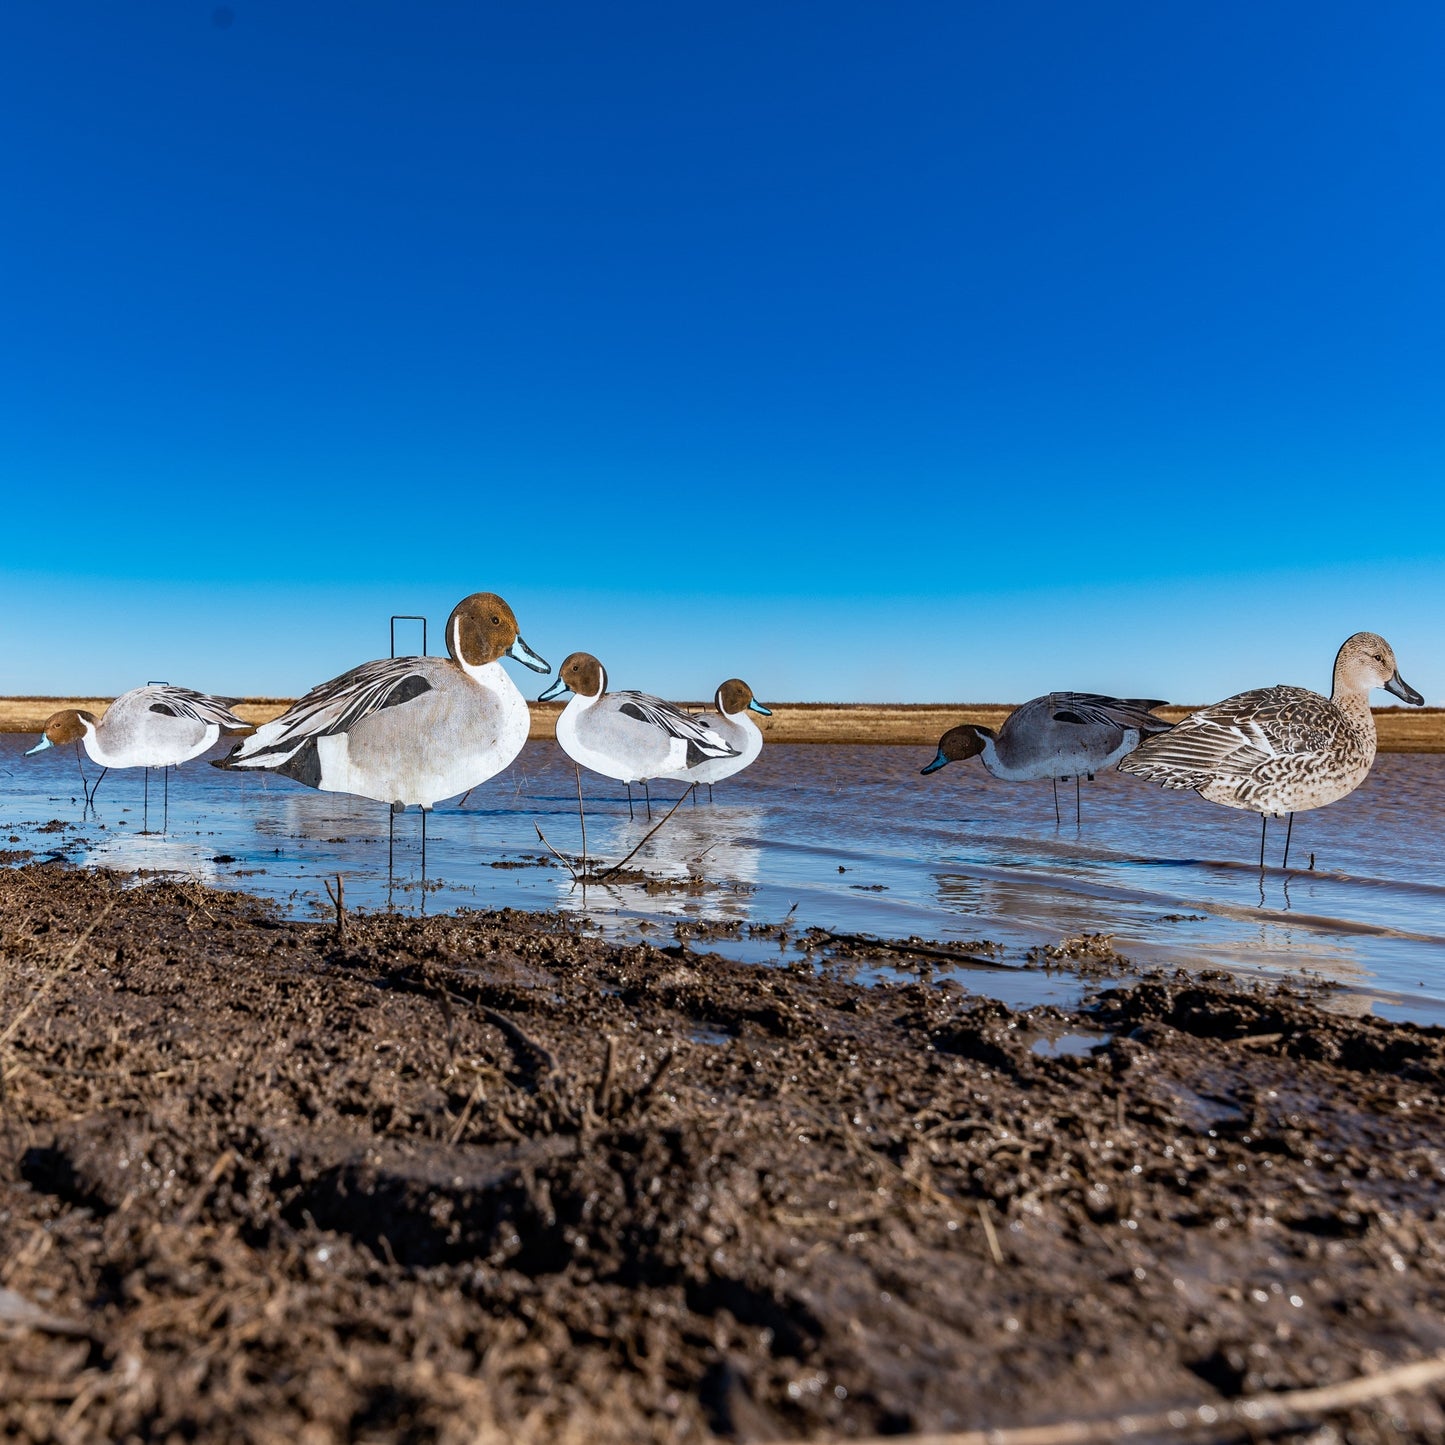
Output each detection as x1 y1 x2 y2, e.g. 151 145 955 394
1048 693 1171 736
1118 686 1333 790
615 691 739 766
217 658 434 773
142 685 249 732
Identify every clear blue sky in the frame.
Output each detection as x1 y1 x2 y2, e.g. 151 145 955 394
4 2 1442 703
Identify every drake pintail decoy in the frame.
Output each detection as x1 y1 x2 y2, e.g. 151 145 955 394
539 652 738 818
660 678 771 801
28 683 251 829
922 693 1172 823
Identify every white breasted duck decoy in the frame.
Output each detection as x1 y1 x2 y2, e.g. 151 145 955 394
27 684 251 828
1118 631 1422 867
539 652 738 818
659 678 771 801
922 693 1172 823
216 593 549 824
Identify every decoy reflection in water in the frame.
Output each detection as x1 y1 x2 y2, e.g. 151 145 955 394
922 693 1171 824
27 683 250 832
1119 632 1423 868
540 652 738 819
660 678 771 802
216 592 549 887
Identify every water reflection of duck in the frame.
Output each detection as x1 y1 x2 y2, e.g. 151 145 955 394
922 693 1171 822
1120 632 1423 867
555 804 764 922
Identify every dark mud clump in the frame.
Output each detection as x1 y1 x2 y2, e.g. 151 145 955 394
3 864 1445 1442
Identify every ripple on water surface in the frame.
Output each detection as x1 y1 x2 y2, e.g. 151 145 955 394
4 737 1444 1023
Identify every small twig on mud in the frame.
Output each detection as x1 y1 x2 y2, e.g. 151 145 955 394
820 931 1005 970
594 1037 617 1117
629 1048 675 1114
322 874 347 941
976 1199 1004 1266
447 1073 487 1145
0 905 115 1051
479 1006 557 1076
594 786 696 883
533 822 579 882
759 1350 1445 1445
175 1148 237 1228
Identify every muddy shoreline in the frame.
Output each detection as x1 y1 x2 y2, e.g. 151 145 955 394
3 865 1445 1442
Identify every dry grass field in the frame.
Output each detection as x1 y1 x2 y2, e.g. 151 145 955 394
4 697 1443 750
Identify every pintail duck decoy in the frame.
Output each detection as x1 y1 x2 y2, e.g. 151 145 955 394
922 693 1171 823
1118 632 1423 866
27 684 251 828
539 652 738 817
216 593 549 818
659 678 771 801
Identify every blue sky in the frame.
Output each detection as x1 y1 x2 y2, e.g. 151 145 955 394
4 2 1442 703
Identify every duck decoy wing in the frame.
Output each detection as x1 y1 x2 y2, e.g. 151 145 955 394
219 658 434 770
142 685 249 732
1048 693 1172 734
1119 685 1331 788
615 692 740 765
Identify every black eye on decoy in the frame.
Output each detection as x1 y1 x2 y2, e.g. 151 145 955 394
492 615 501 625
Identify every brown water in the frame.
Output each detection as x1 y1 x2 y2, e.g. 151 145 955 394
5 737 1443 1022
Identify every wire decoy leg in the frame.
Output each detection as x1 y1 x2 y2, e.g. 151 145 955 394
575 765 588 879
1259 814 1268 869
1282 812 1294 871
143 767 150 833
162 765 170 833
1075 775 1082 827
388 804 397 907
626 782 635 821
90 767 108 808
1053 778 1060 826
708 783 714 804
690 784 697 806
420 808 428 911
643 780 652 821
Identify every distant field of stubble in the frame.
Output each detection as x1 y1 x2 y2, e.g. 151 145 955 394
3 698 1443 751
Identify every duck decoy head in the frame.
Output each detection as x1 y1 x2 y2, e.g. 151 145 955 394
1335 633 1424 706
26 709 94 755
921 724 988 774
539 652 607 703
446 593 550 675
717 679 771 717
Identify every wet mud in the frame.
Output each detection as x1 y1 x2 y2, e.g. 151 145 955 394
2 864 1445 1443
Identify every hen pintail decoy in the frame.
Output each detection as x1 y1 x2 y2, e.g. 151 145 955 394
1117 632 1422 867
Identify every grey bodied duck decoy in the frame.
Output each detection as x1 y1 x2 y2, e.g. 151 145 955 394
1118 631 1423 867
922 693 1172 823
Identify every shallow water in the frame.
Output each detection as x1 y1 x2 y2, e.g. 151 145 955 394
3 736 1443 1023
